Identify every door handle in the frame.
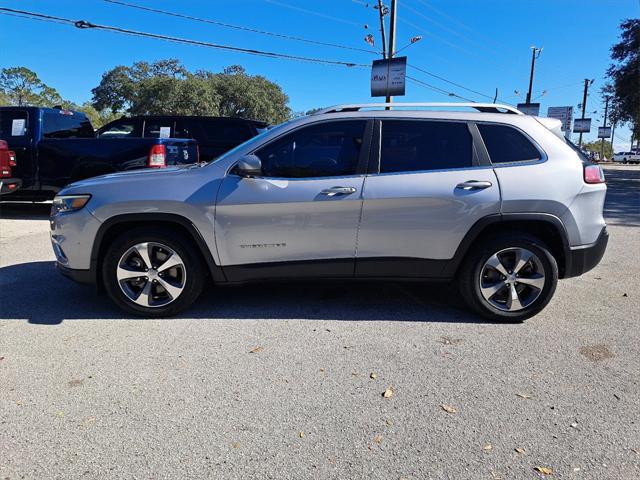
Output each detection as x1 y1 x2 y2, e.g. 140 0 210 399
455 180 493 191
320 186 357 196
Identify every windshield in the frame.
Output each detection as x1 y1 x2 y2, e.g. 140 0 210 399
207 120 293 165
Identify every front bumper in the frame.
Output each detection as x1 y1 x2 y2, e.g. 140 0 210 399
565 226 609 278
0 178 22 195
56 262 94 285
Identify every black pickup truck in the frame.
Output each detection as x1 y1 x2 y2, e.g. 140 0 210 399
0 106 198 200
96 115 268 162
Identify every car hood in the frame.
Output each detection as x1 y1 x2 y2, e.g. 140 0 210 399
59 164 224 196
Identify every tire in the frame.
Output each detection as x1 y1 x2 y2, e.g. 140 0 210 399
102 227 205 317
458 233 558 322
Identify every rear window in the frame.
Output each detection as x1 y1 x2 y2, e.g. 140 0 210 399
0 110 29 139
380 120 473 173
143 119 175 138
478 124 541 164
43 111 94 139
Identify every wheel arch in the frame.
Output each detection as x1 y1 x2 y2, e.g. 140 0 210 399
90 213 226 289
445 213 572 279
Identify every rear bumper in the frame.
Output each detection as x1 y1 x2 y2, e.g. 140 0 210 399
0 178 22 195
565 226 609 278
56 262 94 285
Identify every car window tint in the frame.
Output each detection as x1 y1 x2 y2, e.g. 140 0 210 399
478 124 541 164
200 119 253 143
380 120 473 173
255 120 366 178
98 120 137 138
0 110 29 140
43 112 94 139
144 120 174 138
174 119 198 139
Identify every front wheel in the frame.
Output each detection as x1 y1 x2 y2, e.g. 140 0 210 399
102 227 204 317
458 234 558 322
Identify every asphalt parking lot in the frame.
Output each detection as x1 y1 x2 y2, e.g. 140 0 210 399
1 165 638 480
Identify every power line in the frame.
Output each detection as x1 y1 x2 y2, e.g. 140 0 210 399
103 0 378 55
408 64 494 101
406 75 475 102
265 0 362 27
0 7 367 68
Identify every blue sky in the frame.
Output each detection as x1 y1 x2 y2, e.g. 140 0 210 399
1 0 637 149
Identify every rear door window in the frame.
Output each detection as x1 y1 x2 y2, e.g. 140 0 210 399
144 119 175 138
0 110 29 140
43 111 94 138
477 124 541 164
379 120 473 173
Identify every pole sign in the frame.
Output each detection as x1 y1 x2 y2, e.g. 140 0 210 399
598 126 612 138
516 103 540 116
547 106 573 132
371 56 407 97
573 118 592 133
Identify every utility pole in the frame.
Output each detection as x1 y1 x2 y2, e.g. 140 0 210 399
386 0 397 106
376 0 387 59
525 46 542 105
578 78 593 148
600 96 610 161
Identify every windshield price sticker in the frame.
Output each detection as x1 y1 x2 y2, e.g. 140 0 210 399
11 119 26 136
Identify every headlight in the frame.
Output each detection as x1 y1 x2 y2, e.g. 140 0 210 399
51 194 91 215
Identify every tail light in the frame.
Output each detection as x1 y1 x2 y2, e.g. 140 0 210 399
8 151 16 167
584 164 605 184
147 144 166 168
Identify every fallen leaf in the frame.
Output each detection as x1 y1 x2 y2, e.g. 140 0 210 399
370 372 377 380
483 443 493 451
534 466 553 475
385 418 393 426
0 356 5 361
319 368 325 373
231 442 240 449
374 434 382 444
55 411 65 417
344 345 353 349
622 293 628 297
573 467 581 472
516 393 532 399
631 448 640 455
570 422 578 429
382 387 394 398
515 447 526 454
299 431 305 438
248 346 263 354
441 404 456 414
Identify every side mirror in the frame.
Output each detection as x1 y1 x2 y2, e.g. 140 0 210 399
235 154 262 178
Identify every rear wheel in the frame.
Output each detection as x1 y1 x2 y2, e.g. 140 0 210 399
458 233 558 322
102 227 204 317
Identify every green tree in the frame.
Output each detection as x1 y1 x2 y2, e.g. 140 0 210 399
0 67 65 106
583 140 613 160
75 103 122 129
607 19 640 147
92 60 290 123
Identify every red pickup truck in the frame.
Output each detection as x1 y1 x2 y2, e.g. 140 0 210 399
0 139 20 195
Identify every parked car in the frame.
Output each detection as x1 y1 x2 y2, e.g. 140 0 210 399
0 139 20 194
612 151 640 164
50 102 608 321
0 106 199 201
96 115 268 162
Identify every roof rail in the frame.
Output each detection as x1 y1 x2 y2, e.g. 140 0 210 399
312 102 523 115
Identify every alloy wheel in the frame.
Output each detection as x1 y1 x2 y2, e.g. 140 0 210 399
479 247 546 312
116 242 186 308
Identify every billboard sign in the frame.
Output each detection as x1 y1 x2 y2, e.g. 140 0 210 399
598 126 612 139
517 103 540 116
547 106 573 132
371 56 407 97
573 118 592 133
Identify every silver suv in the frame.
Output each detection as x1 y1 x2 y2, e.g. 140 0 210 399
50 103 608 321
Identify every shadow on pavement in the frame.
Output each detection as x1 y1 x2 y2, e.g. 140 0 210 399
0 202 51 220
603 167 640 227
0 261 490 325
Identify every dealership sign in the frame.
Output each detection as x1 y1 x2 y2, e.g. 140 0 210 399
517 103 540 116
371 56 407 97
598 126 612 139
547 106 573 132
573 118 592 133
